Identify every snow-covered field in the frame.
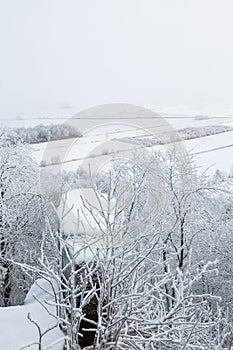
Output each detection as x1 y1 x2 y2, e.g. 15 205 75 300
1 107 233 174
0 106 79 128
23 109 233 175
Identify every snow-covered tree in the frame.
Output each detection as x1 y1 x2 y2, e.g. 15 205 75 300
0 128 45 306
16 149 233 349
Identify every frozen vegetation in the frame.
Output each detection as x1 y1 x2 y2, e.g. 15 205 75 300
123 124 233 147
0 126 233 349
0 123 82 145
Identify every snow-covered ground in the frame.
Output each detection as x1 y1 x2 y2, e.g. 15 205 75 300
0 279 64 350
1 105 233 173
29 111 233 175
0 106 79 128
184 130 233 173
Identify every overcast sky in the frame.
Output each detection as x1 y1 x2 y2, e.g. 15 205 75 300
0 0 233 118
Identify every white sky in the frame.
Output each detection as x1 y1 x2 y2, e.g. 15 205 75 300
0 0 233 117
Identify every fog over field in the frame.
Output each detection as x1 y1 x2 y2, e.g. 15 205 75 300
1 0 233 118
